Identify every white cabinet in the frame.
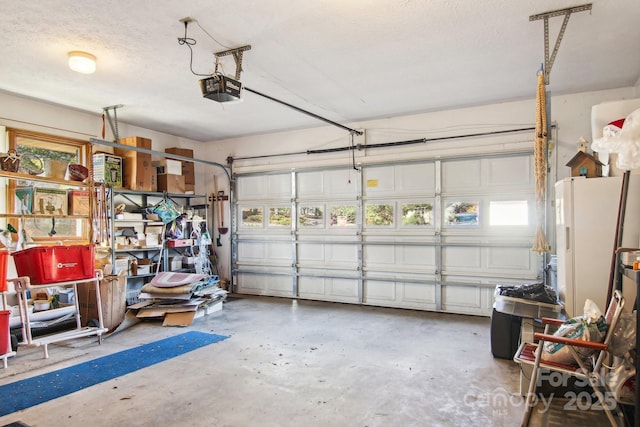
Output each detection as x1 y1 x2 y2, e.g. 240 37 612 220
555 176 640 317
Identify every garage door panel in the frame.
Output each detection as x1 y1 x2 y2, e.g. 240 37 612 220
364 244 436 270
486 156 532 186
442 285 482 313
402 282 437 305
298 276 325 296
238 241 292 263
487 247 535 271
365 280 396 301
364 280 437 309
443 247 482 269
400 245 436 267
363 166 395 194
298 171 324 195
398 163 435 193
298 243 358 265
442 160 481 191
442 284 495 315
236 273 293 297
330 278 359 298
363 163 436 196
237 173 291 200
298 277 359 302
238 241 266 259
298 170 357 198
364 245 396 264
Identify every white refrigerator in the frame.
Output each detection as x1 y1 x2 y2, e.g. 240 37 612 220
555 176 640 318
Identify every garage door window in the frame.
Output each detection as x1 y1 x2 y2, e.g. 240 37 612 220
489 200 528 226
241 207 263 227
269 207 291 227
299 206 324 227
445 202 479 226
401 202 433 226
366 203 394 226
330 205 357 227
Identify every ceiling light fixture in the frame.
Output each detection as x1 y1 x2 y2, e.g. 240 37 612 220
68 51 96 74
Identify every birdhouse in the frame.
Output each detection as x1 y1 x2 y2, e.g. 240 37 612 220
566 151 603 178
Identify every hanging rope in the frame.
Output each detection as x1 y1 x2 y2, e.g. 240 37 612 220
532 72 551 254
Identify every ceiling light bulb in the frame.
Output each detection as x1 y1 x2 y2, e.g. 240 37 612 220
68 51 96 74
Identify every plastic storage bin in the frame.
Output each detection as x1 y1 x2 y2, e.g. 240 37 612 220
494 293 562 319
12 244 95 285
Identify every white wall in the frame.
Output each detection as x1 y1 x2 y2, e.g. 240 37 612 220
1 86 638 284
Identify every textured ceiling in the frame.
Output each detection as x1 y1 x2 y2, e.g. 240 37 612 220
1 0 639 142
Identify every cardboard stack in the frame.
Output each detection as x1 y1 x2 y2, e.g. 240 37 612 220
130 273 226 326
114 136 153 191
165 148 195 193
153 158 185 193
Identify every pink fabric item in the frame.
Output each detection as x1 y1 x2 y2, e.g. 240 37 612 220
150 272 206 288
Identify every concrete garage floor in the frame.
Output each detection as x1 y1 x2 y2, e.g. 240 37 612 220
0 295 613 427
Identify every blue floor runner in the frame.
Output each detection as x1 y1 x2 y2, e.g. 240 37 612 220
0 331 228 416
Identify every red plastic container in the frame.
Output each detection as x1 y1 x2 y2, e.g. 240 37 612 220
0 310 9 354
0 249 8 292
12 245 95 285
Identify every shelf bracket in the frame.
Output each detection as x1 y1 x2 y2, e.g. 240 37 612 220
529 3 592 85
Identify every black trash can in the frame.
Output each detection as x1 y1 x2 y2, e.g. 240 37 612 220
490 307 522 359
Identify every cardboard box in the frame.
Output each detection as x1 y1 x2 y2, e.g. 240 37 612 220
152 159 182 175
93 153 122 188
77 273 127 332
165 147 195 185
34 187 68 215
68 190 90 215
113 257 129 275
145 232 160 247
115 136 153 191
157 173 185 194
181 162 195 185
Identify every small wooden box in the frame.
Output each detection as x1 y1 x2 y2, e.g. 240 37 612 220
68 190 90 215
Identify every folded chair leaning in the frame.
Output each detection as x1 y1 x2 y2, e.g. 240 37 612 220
513 290 626 427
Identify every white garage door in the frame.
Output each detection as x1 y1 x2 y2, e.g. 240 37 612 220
233 153 542 316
